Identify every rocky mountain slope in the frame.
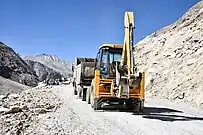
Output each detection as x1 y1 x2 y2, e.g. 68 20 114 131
23 54 72 78
0 76 30 95
0 42 38 87
25 59 65 83
134 1 203 108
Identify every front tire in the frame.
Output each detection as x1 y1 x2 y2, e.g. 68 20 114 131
91 98 102 110
82 88 87 101
86 87 91 104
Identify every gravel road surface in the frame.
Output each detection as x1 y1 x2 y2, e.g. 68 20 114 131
31 85 203 135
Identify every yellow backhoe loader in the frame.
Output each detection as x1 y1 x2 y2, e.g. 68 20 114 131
86 12 145 113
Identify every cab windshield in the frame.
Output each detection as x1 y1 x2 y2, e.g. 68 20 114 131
100 48 122 78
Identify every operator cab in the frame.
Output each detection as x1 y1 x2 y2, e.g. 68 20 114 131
95 44 123 79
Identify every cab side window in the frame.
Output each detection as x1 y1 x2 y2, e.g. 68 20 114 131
101 50 108 66
96 50 101 69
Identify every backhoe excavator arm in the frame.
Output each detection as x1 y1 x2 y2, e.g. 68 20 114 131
115 11 142 98
120 12 136 75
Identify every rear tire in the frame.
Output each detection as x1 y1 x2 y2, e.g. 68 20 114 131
119 100 124 105
74 87 77 95
82 88 87 101
131 99 140 113
77 86 82 99
126 99 143 114
125 99 133 110
140 100 144 113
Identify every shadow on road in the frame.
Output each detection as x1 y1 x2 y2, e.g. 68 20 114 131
95 104 203 122
141 113 203 122
143 107 183 114
136 107 203 122
98 105 183 114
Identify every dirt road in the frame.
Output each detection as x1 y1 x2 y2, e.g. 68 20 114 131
31 85 203 135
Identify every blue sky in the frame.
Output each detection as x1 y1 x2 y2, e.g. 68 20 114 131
0 0 199 62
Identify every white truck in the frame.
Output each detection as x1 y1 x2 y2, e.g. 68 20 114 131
72 57 95 101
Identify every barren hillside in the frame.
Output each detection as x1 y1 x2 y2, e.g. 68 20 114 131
0 42 38 87
0 76 30 95
134 1 203 108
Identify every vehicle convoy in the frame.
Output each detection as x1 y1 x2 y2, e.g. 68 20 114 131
72 57 95 100
73 11 145 113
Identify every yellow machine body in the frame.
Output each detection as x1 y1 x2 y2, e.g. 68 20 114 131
88 12 145 113
91 44 144 100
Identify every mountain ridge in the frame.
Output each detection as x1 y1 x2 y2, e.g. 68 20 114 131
23 54 72 78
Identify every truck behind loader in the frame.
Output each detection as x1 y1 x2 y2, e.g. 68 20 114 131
72 57 95 100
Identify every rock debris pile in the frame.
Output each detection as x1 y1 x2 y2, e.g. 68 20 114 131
0 86 62 135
